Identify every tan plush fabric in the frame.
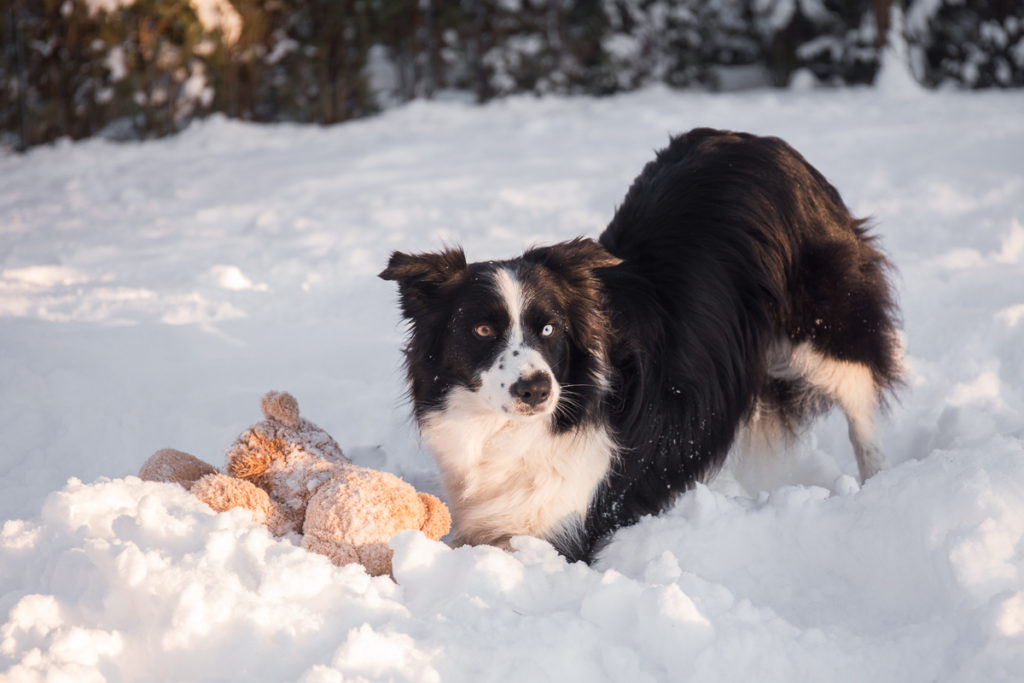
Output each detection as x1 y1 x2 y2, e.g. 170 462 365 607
418 492 453 542
139 390 452 577
302 466 452 576
139 448 218 489
224 391 349 525
190 472 297 535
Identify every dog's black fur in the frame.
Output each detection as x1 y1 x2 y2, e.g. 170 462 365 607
382 128 901 563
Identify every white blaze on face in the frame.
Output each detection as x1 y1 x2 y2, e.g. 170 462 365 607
476 268 559 418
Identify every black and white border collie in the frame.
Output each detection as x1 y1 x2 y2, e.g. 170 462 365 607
380 128 902 563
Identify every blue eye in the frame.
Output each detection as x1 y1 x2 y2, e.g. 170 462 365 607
541 324 555 337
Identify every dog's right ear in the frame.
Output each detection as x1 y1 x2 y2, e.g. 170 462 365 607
379 248 468 319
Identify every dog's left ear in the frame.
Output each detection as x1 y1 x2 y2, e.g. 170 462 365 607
379 248 468 319
524 238 621 286
525 238 618 394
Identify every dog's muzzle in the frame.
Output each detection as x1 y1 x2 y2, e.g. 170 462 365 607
509 371 553 413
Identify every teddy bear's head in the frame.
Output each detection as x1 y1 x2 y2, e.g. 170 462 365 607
224 391 349 529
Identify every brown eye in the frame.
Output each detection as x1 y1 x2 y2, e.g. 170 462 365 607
473 323 494 338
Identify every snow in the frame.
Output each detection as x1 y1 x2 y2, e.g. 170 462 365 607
103 46 127 82
83 0 241 44
2 85 1024 681
876 7 926 97
82 0 137 16
188 0 242 45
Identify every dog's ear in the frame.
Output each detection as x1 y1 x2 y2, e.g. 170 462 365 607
379 248 468 319
524 237 618 346
524 238 621 286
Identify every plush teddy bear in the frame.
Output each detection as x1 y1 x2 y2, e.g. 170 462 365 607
139 391 451 576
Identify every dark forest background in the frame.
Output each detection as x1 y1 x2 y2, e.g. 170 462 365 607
3 0 1023 150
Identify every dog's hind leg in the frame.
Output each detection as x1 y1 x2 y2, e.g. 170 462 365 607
769 341 888 482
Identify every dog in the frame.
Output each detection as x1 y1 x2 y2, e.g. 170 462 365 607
380 128 902 563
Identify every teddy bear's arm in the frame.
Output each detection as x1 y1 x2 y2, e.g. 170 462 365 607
418 492 452 542
139 448 218 489
191 473 299 536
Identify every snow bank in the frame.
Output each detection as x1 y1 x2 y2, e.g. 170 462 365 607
3 440 1022 681
2 86 1023 680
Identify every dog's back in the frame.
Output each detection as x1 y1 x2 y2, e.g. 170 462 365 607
567 129 901 560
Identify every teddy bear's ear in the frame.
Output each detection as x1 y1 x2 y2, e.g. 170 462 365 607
378 248 468 321
417 492 452 541
261 391 300 427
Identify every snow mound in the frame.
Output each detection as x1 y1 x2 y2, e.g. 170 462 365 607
3 441 1023 681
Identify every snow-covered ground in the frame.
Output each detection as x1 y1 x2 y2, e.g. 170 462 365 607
2 84 1023 681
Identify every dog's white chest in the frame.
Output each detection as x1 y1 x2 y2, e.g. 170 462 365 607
422 391 614 546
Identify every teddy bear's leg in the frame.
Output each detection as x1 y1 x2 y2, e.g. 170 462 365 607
301 482 370 571
302 536 363 570
354 542 395 577
191 473 299 536
139 449 218 489
301 478 397 576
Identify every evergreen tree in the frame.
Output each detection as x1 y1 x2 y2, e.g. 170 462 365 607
2 0 1022 150
906 0 1024 88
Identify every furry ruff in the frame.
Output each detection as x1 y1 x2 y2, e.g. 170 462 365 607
380 128 902 563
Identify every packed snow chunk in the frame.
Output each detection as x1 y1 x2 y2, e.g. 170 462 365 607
642 551 683 585
579 570 644 629
0 519 41 552
391 532 528 610
995 592 1024 637
1 594 63 655
993 218 1024 265
934 247 987 270
996 303 1024 327
636 584 714 666
320 624 440 683
39 477 200 540
209 264 268 292
1 265 91 289
109 540 162 588
949 516 1020 601
507 533 579 570
2 593 123 683
941 463 1024 603
947 371 1006 410
388 528 453 581
159 292 245 326
580 571 714 677
46 625 123 667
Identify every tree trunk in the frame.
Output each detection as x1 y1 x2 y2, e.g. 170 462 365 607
873 0 890 48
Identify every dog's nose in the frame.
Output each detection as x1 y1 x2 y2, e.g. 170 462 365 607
510 372 552 407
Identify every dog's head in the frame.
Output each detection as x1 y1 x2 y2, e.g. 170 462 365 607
380 238 618 429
